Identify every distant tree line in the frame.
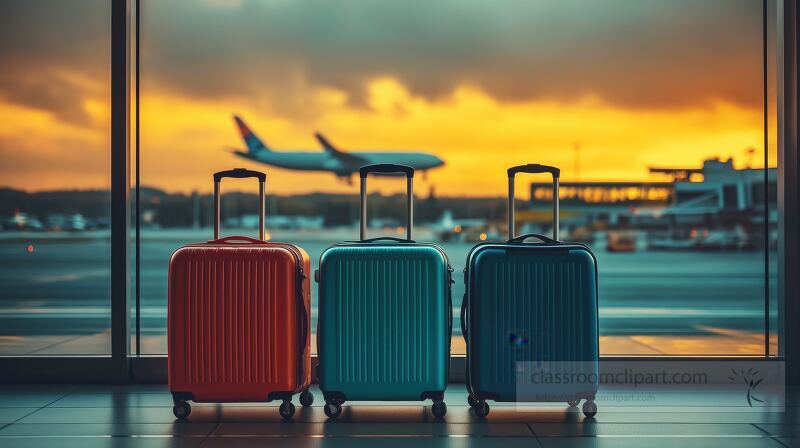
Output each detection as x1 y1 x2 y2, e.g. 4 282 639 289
0 186 516 228
0 188 111 218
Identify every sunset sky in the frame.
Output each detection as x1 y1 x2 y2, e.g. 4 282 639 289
0 0 776 196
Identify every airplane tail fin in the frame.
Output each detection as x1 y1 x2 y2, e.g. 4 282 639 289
233 115 270 153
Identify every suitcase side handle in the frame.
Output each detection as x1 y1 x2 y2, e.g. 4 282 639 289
213 168 266 240
507 164 559 242
460 293 468 339
359 164 414 241
299 296 309 355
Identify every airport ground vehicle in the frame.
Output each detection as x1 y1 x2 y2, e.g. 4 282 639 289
316 164 453 419
607 229 637 252
168 169 312 420
462 164 600 418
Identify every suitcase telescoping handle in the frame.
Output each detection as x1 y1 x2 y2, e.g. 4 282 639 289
359 164 414 241
507 164 560 241
213 168 266 240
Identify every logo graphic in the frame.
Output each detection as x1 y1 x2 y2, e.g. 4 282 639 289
728 367 764 407
509 331 529 348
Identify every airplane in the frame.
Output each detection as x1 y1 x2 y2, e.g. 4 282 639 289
230 115 445 182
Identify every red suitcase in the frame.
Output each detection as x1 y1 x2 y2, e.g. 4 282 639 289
168 168 312 420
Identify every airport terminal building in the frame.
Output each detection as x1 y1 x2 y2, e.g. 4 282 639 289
529 158 778 250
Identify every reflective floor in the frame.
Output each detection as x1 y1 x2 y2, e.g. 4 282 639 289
0 384 797 447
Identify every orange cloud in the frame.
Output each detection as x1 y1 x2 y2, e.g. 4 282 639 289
0 75 765 196
0 99 109 190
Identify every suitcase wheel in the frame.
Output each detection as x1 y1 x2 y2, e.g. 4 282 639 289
582 399 597 418
279 399 296 420
567 399 580 408
172 400 191 420
467 395 479 408
299 389 314 407
324 400 342 419
472 400 490 418
431 400 447 419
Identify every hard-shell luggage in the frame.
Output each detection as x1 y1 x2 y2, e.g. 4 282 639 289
316 164 453 419
168 168 313 420
462 164 599 418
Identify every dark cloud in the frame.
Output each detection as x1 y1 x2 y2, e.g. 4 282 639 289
0 0 763 125
0 0 109 126
139 0 762 114
0 73 97 125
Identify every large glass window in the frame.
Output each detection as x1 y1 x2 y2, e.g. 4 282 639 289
137 0 776 356
0 0 111 355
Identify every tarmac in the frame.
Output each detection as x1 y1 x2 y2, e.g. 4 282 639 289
0 228 778 356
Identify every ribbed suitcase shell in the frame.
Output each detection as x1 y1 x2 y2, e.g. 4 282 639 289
168 241 311 403
464 242 599 402
317 242 452 401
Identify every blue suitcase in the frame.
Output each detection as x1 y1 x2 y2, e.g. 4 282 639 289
462 164 599 418
316 164 453 419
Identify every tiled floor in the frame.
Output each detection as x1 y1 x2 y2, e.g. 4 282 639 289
0 384 797 447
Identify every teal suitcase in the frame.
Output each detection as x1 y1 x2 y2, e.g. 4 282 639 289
316 164 453 419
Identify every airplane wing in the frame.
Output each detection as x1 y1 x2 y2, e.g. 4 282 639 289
315 132 368 167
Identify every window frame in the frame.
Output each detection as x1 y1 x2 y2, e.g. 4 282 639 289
0 0 797 384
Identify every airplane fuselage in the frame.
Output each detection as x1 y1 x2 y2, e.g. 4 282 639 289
236 150 444 176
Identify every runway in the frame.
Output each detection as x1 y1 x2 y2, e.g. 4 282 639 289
0 229 777 355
